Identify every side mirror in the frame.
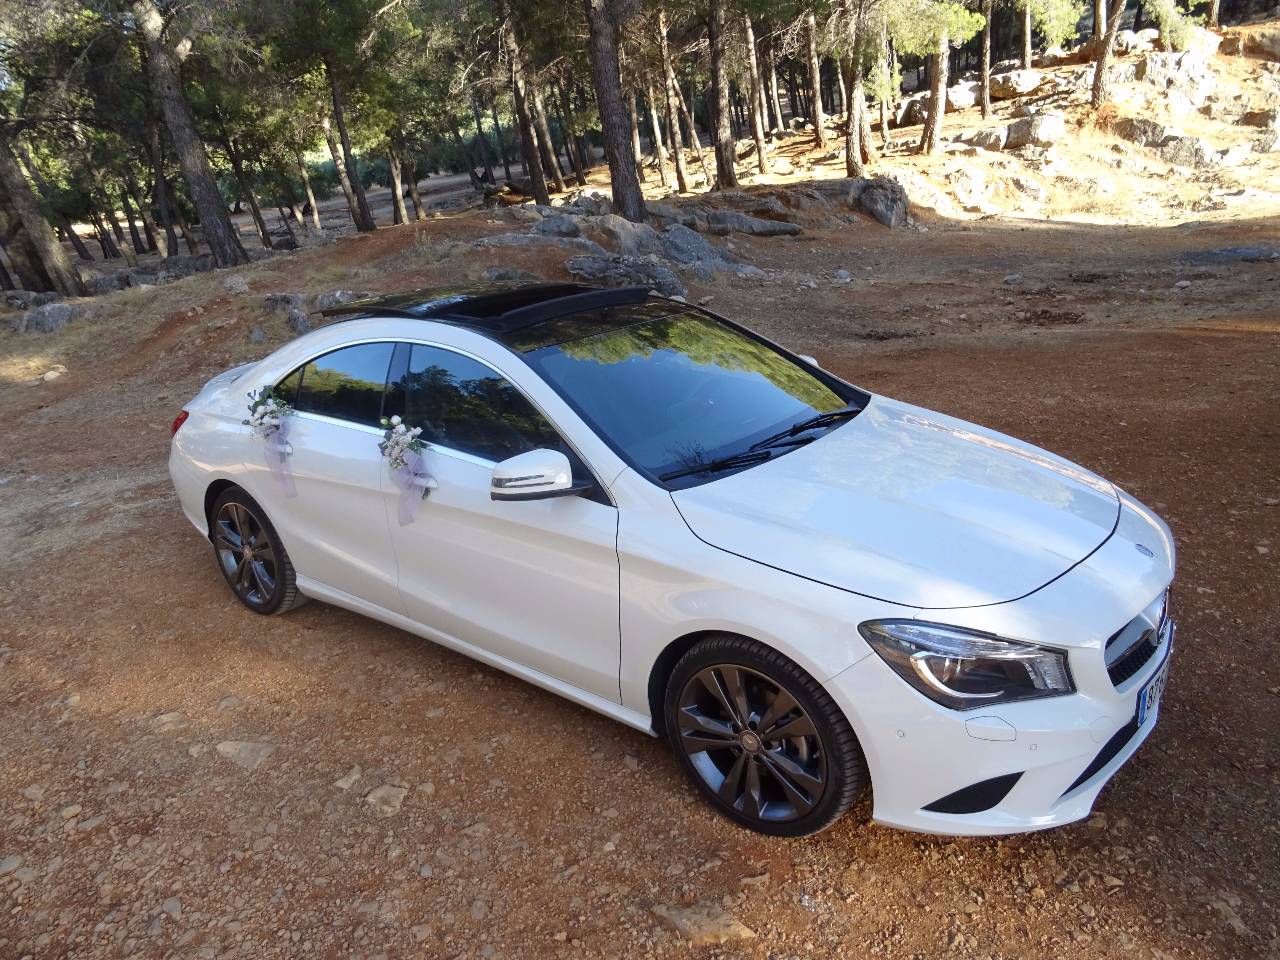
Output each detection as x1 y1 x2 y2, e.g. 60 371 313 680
491 449 593 501
797 353 821 369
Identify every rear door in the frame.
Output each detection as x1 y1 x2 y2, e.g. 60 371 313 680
248 341 402 612
381 341 621 701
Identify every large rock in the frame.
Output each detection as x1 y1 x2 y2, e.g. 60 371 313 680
593 213 664 255
1241 108 1280 130
471 232 607 257
968 127 1009 151
1136 51 1215 106
1111 116 1176 147
1005 112 1067 149
3 290 60 311
1244 25 1280 60
1115 29 1156 55
652 904 756 947
1158 135 1218 168
657 224 733 269
13 302 75 334
564 255 686 298
530 214 581 238
263 292 305 317
894 94 928 127
946 80 979 112
990 69 1044 99
704 210 802 236
313 289 375 311
846 176 909 228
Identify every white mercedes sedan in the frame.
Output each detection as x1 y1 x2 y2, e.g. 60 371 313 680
169 282 1175 837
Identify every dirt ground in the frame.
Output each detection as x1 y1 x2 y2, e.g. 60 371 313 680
3 178 1280 960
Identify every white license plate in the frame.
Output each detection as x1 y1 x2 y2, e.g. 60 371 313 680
1137 650 1171 726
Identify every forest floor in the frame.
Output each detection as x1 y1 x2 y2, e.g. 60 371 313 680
2 35 1280 960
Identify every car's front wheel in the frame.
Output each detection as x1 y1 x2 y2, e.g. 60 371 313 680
664 635 867 836
210 488 305 616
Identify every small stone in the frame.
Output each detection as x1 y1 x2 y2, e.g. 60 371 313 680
285 307 311 335
61 804 82 820
1004 273 1024 285
364 784 408 817
418 863 434 878
161 897 182 921
334 766 361 790
1174 279 1192 289
461 822 489 837
0 855 22 877
223 274 250 295
470 899 489 920
1103 875 1124 888
153 711 186 732
652 904 756 946
832 269 851 282
622 755 639 771
21 785 44 802
215 740 275 771
248 324 268 344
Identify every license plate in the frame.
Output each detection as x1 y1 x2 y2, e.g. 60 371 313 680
1137 650 1171 726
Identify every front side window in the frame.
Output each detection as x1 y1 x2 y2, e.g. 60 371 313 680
389 344 563 462
292 343 395 426
519 305 856 486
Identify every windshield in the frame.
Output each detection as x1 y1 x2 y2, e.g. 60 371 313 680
519 306 855 486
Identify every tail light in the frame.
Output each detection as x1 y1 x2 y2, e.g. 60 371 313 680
171 410 190 436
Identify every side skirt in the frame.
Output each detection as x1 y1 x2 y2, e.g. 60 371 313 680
295 575 658 736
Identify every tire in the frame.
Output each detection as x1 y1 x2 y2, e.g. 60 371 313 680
664 635 868 837
209 487 307 616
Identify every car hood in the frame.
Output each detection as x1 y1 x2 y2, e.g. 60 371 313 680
670 396 1120 609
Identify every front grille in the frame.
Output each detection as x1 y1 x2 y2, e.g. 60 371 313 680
1104 589 1170 688
1107 631 1160 685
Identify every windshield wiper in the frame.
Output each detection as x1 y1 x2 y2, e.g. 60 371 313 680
659 448 776 482
747 404 861 452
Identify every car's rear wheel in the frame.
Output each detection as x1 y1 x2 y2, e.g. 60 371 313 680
664 635 867 836
210 488 305 616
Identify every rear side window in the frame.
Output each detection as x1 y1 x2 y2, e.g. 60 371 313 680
293 343 395 426
390 344 562 462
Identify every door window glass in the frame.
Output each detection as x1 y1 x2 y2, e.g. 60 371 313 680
393 344 563 462
294 343 395 426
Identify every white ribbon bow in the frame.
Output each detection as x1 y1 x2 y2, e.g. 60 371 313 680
389 448 437 525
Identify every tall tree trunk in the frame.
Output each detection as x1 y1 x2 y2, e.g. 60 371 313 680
743 15 771 175
145 122 179 257
1022 3 1033 68
90 210 121 259
324 63 376 231
843 51 866 178
919 31 950 154
981 0 994 118
296 153 322 231
490 100 513 182
1091 0 1126 107
387 144 408 225
226 137 271 249
627 90 648 181
675 81 712 184
553 85 588 187
322 118 363 228
167 183 199 253
501 3 550 206
644 80 672 188
0 250 14 290
124 173 158 252
531 85 566 193
470 97 496 184
118 184 147 255
404 156 426 220
658 8 691 192
766 35 785 133
15 143 95 262
1206 0 1219 26
708 0 739 189
0 138 85 295
584 0 647 221
806 13 828 147
132 0 247 266
1093 0 1106 37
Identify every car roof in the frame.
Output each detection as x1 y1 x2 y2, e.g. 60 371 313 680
318 282 674 347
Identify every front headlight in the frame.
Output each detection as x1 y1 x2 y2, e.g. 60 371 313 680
859 620 1075 711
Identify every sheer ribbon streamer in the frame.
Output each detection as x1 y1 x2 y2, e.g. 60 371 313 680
264 420 297 499
390 448 437 525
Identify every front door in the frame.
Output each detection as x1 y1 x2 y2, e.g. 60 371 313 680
382 341 621 701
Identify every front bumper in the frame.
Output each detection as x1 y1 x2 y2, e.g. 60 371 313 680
827 620 1174 836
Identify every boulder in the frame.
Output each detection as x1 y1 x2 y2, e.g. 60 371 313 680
286 308 311 335
657 224 733 269
482 266 545 282
1241 108 1280 130
263 292 305 317
990 69 1044 99
1115 29 1156 55
1158 135 1218 168
1255 131 1279 153
1136 51 1215 106
1182 26 1223 57
1005 112 1067 149
13 302 75 334
594 213 664 255
223 274 250 295
1244 25 1280 60
946 80 980 112
894 94 928 128
771 157 795 176
846 176 909 228
968 127 1009 151
471 232 608 257
531 214 581 238
3 290 41 310
313 289 375 311
563 255 686 298
1111 116 1175 147
704 211 802 236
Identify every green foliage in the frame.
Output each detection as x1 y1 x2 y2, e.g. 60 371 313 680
1146 0 1197 50
1026 0 1086 49
885 0 985 56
